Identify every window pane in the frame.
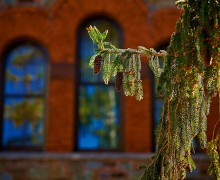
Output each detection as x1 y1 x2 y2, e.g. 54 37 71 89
2 98 44 147
154 99 163 125
78 18 122 151
5 45 46 95
3 0 15 4
78 85 120 150
80 19 120 83
2 43 47 150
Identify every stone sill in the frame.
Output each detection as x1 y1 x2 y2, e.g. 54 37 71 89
0 152 209 161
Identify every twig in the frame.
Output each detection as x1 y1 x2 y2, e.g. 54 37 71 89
98 46 167 57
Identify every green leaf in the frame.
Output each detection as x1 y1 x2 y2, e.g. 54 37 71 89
87 26 100 44
102 30 108 41
89 54 98 68
139 164 147 170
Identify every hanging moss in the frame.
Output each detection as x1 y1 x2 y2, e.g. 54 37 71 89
86 0 220 179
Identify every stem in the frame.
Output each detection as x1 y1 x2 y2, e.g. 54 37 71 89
97 46 167 57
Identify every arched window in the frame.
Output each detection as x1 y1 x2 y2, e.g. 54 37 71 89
76 18 123 151
1 41 48 150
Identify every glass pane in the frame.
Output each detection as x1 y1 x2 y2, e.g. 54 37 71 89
2 98 44 147
80 19 120 83
5 45 46 95
3 0 15 4
154 99 163 126
78 85 120 150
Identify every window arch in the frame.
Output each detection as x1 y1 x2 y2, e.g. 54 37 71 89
1 40 48 150
76 17 123 151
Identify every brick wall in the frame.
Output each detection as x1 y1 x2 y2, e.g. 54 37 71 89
0 153 212 179
0 0 217 153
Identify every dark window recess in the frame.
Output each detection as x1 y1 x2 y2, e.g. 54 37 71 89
1 42 48 150
153 42 169 151
76 18 123 151
17 0 35 3
2 0 46 5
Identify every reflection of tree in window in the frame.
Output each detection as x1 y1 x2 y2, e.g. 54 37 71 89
2 43 47 149
77 18 122 150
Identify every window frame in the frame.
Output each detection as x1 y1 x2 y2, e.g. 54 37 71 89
0 39 49 151
75 16 124 152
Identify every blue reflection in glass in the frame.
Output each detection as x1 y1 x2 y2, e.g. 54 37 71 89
154 99 164 125
2 44 46 148
5 45 46 95
3 98 44 147
78 19 121 150
80 20 120 83
78 85 119 149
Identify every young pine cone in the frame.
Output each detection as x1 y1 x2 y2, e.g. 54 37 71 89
115 72 124 91
93 55 103 75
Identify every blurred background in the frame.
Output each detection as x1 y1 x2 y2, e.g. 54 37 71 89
0 0 218 179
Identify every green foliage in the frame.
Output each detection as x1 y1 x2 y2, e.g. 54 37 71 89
12 49 37 67
87 25 108 45
207 133 220 179
5 99 43 127
87 26 166 101
87 0 220 179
